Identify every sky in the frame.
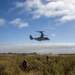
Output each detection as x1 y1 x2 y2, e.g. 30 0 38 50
0 0 75 53
0 43 75 54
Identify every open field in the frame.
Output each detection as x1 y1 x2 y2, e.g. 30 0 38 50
0 53 75 75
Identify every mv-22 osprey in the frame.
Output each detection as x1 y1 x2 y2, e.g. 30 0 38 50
30 31 50 41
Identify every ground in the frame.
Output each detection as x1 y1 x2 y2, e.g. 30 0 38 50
0 53 75 75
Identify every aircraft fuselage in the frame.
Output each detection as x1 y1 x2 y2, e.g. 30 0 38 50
34 37 49 41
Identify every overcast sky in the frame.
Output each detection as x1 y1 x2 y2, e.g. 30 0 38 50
0 43 75 54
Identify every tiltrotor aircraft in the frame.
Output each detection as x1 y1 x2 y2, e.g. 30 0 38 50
30 31 50 41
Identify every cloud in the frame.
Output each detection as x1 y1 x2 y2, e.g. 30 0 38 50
9 18 28 28
14 0 75 22
51 33 56 37
14 2 25 8
0 18 6 26
0 43 75 54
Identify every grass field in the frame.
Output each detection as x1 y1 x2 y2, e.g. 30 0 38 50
0 53 75 75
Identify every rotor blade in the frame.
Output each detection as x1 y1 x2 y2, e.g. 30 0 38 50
36 31 44 33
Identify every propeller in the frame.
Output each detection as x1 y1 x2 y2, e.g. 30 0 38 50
36 31 44 33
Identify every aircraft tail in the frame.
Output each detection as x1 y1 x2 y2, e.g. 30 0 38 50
30 35 33 40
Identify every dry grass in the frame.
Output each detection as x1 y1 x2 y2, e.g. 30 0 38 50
0 53 75 75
